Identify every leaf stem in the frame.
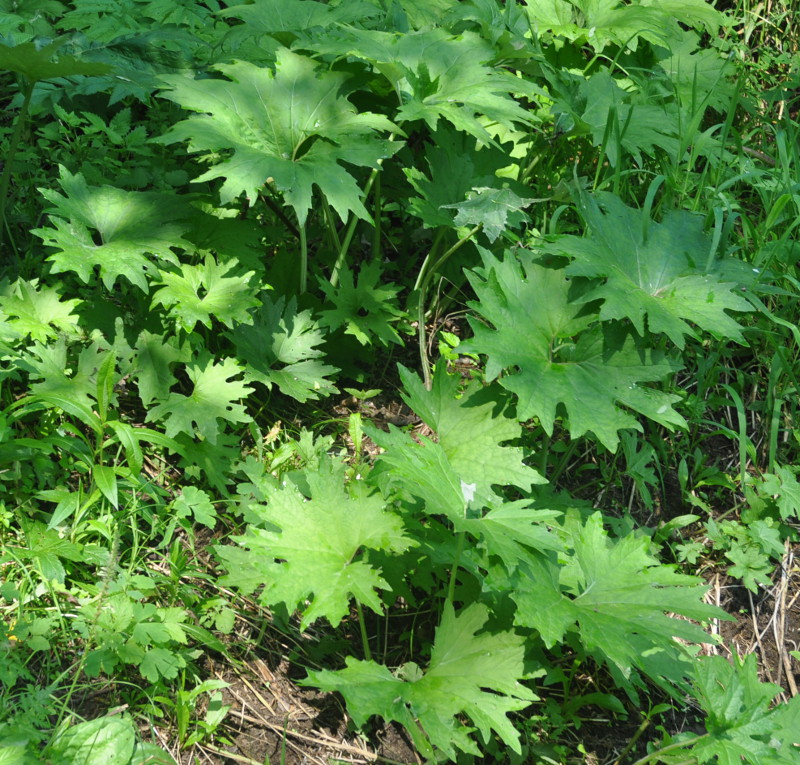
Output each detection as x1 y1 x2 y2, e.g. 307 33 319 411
299 222 308 293
371 169 382 262
259 191 300 239
329 167 381 288
627 734 707 765
416 225 482 389
446 531 466 606
355 600 372 661
321 196 342 253
0 79 35 255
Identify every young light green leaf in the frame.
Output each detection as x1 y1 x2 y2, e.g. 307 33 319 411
398 364 545 504
156 50 399 224
216 458 413 629
18 339 110 416
685 654 800 765
0 279 82 342
146 356 253 444
442 186 535 242
366 412 557 569
306 603 537 759
463 250 686 450
151 255 260 332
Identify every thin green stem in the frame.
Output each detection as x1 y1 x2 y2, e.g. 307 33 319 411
446 531 466 606
299 222 308 294
321 196 342 252
628 734 707 765
329 166 381 288
355 601 372 661
413 228 446 292
611 717 650 765
416 225 482 389
0 79 35 254
371 170 382 262
259 191 299 239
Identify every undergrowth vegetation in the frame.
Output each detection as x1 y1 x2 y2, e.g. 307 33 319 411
1 0 799 763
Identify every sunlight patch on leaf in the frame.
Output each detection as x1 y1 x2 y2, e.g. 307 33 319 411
216 458 413 629
146 356 253 444
156 49 400 224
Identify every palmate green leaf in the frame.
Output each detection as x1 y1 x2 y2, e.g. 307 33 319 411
132 330 190 407
146 356 253 444
443 186 535 242
404 126 514 230
681 654 800 765
509 513 723 696
220 0 379 42
151 255 260 332
306 603 536 759
173 486 217 528
33 167 193 292
655 29 735 113
523 0 722 50
0 39 111 81
0 279 81 342
759 466 800 520
319 263 405 346
228 295 338 403
550 191 752 348
397 365 545 505
368 368 554 568
315 27 541 146
216 458 413 629
156 49 400 224
17 339 108 413
463 250 686 451
176 430 240 494
139 647 185 683
549 69 680 166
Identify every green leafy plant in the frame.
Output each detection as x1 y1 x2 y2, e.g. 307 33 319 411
2 0 800 762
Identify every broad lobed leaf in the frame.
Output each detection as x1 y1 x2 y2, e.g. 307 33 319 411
306 603 537 758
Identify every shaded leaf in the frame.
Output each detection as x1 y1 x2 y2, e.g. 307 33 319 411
306 603 536 759
463 250 686 450
229 295 338 403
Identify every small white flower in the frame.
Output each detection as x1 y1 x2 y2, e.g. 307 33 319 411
461 480 477 503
